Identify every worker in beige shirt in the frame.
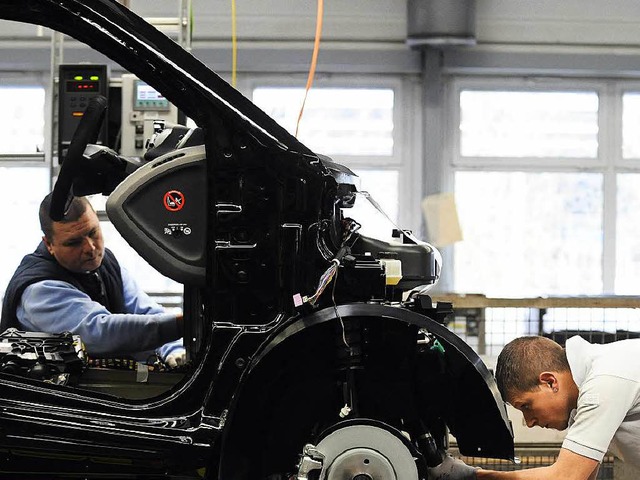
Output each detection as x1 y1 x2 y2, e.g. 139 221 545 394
428 335 640 480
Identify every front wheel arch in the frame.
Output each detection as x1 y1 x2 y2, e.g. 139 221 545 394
216 304 514 479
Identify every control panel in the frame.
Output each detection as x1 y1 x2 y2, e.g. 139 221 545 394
58 64 108 163
120 74 178 158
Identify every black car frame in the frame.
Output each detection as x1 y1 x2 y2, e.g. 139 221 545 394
0 1 514 478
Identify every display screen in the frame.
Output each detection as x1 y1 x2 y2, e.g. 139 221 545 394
66 80 100 92
135 81 170 110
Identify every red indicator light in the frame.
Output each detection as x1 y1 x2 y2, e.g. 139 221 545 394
66 81 100 92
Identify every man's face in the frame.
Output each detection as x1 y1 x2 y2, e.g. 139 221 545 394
44 207 105 273
509 384 572 431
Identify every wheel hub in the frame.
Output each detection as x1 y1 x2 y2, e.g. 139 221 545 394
297 424 419 480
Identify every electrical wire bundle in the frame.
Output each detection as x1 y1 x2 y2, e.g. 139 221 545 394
300 218 361 307
305 259 340 306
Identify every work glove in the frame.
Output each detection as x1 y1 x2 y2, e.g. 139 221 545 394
164 347 186 369
427 454 477 480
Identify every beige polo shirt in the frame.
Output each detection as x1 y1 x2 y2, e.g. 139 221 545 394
563 336 640 467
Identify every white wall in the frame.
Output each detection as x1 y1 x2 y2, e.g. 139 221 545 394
4 1 640 77
477 0 640 47
128 0 640 48
133 0 640 50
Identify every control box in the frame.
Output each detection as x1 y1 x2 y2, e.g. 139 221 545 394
120 74 178 158
58 64 108 163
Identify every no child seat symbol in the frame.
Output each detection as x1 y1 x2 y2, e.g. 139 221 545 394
164 190 185 211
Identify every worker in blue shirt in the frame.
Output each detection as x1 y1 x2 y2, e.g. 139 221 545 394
0 193 185 368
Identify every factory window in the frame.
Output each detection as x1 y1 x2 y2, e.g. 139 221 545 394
252 81 416 241
0 85 48 302
622 92 640 158
454 171 603 297
459 90 599 159
450 79 640 297
616 173 640 294
253 87 394 156
0 167 49 300
0 86 46 154
615 90 640 294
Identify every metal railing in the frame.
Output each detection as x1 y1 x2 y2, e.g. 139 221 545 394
431 294 640 358
453 449 614 479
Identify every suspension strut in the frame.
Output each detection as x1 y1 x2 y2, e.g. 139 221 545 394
334 316 366 419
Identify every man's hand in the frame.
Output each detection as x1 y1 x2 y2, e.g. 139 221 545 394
427 455 477 480
164 347 186 369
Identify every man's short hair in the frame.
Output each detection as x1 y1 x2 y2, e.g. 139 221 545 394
39 193 91 240
495 336 569 403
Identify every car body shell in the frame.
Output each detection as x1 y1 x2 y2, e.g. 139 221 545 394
0 1 514 477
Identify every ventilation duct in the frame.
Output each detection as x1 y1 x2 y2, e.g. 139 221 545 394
406 0 476 47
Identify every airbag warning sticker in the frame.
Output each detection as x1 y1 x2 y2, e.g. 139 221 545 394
164 190 185 211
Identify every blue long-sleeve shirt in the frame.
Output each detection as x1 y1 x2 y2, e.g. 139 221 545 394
16 265 182 362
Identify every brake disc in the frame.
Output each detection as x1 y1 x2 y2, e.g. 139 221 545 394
297 424 419 480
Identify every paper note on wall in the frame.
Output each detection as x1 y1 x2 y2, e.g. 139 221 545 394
421 192 463 247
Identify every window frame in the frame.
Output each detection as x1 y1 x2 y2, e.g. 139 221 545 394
241 73 424 233
0 78 53 300
449 77 607 171
0 73 51 163
447 76 640 295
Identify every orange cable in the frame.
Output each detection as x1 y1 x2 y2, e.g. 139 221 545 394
295 0 324 137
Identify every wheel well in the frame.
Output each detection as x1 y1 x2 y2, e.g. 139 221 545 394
217 314 451 479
